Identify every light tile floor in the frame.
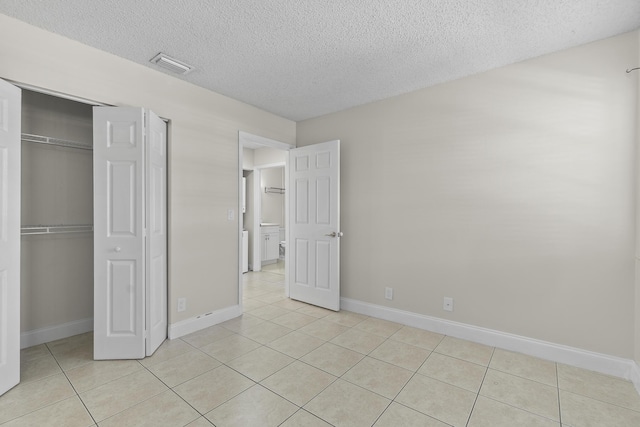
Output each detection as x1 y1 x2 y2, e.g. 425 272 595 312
2 268 640 426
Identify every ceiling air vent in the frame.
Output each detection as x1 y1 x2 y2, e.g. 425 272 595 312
149 53 194 75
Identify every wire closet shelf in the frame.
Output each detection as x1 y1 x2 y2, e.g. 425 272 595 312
20 133 94 235
21 133 93 151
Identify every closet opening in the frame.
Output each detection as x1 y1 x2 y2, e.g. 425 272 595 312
21 89 95 347
18 88 170 357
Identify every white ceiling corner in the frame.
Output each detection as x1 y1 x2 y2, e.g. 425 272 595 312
0 0 638 121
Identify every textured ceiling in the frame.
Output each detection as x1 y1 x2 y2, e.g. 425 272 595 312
1 1 639 121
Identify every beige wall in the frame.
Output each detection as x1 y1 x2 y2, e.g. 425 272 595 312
254 146 287 166
242 147 255 170
298 31 639 358
261 167 285 226
0 14 296 325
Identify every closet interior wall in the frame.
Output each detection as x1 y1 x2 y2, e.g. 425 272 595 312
20 90 94 336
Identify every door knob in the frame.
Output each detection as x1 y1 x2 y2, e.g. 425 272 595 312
325 232 344 238
114 247 122 253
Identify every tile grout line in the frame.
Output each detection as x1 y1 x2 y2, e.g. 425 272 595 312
138 354 206 423
249 276 576 425
556 361 563 426
464 346 494 426
44 341 99 427
247 284 396 425
245 274 472 426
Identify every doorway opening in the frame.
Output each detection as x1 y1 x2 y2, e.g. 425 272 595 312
238 131 291 310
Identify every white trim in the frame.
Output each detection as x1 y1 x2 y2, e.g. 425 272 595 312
168 305 242 339
631 362 640 395
239 131 292 151
253 169 261 272
21 318 93 349
238 134 244 300
6 79 107 106
255 161 286 170
341 297 640 384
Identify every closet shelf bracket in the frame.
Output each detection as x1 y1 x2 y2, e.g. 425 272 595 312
21 224 94 235
21 133 93 150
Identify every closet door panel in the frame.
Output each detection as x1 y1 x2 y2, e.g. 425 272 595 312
0 79 20 396
145 111 167 356
93 107 145 360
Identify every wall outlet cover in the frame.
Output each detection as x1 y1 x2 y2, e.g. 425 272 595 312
443 297 454 312
385 287 393 300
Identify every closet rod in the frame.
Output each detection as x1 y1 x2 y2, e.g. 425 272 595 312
22 133 93 151
21 224 94 236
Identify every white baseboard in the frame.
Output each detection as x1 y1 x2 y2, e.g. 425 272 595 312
630 361 640 395
168 304 243 340
21 317 93 349
341 297 640 388
21 306 244 349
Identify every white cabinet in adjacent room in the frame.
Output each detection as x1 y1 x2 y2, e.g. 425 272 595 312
261 225 279 262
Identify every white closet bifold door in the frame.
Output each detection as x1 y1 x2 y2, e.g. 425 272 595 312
93 107 167 360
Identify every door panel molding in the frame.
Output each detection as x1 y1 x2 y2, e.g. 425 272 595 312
289 140 340 311
94 107 146 360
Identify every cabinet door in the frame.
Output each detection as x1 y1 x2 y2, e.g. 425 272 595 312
267 232 280 260
261 233 269 261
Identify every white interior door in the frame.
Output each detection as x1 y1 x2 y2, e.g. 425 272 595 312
145 111 167 356
93 107 146 359
289 140 341 311
0 79 21 395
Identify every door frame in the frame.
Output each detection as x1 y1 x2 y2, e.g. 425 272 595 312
238 131 291 305
7 80 170 351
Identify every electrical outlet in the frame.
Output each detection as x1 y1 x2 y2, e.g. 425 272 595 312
443 297 453 312
385 287 393 300
227 209 235 221
177 298 186 312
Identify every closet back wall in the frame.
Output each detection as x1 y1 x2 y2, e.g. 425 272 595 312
21 90 94 334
